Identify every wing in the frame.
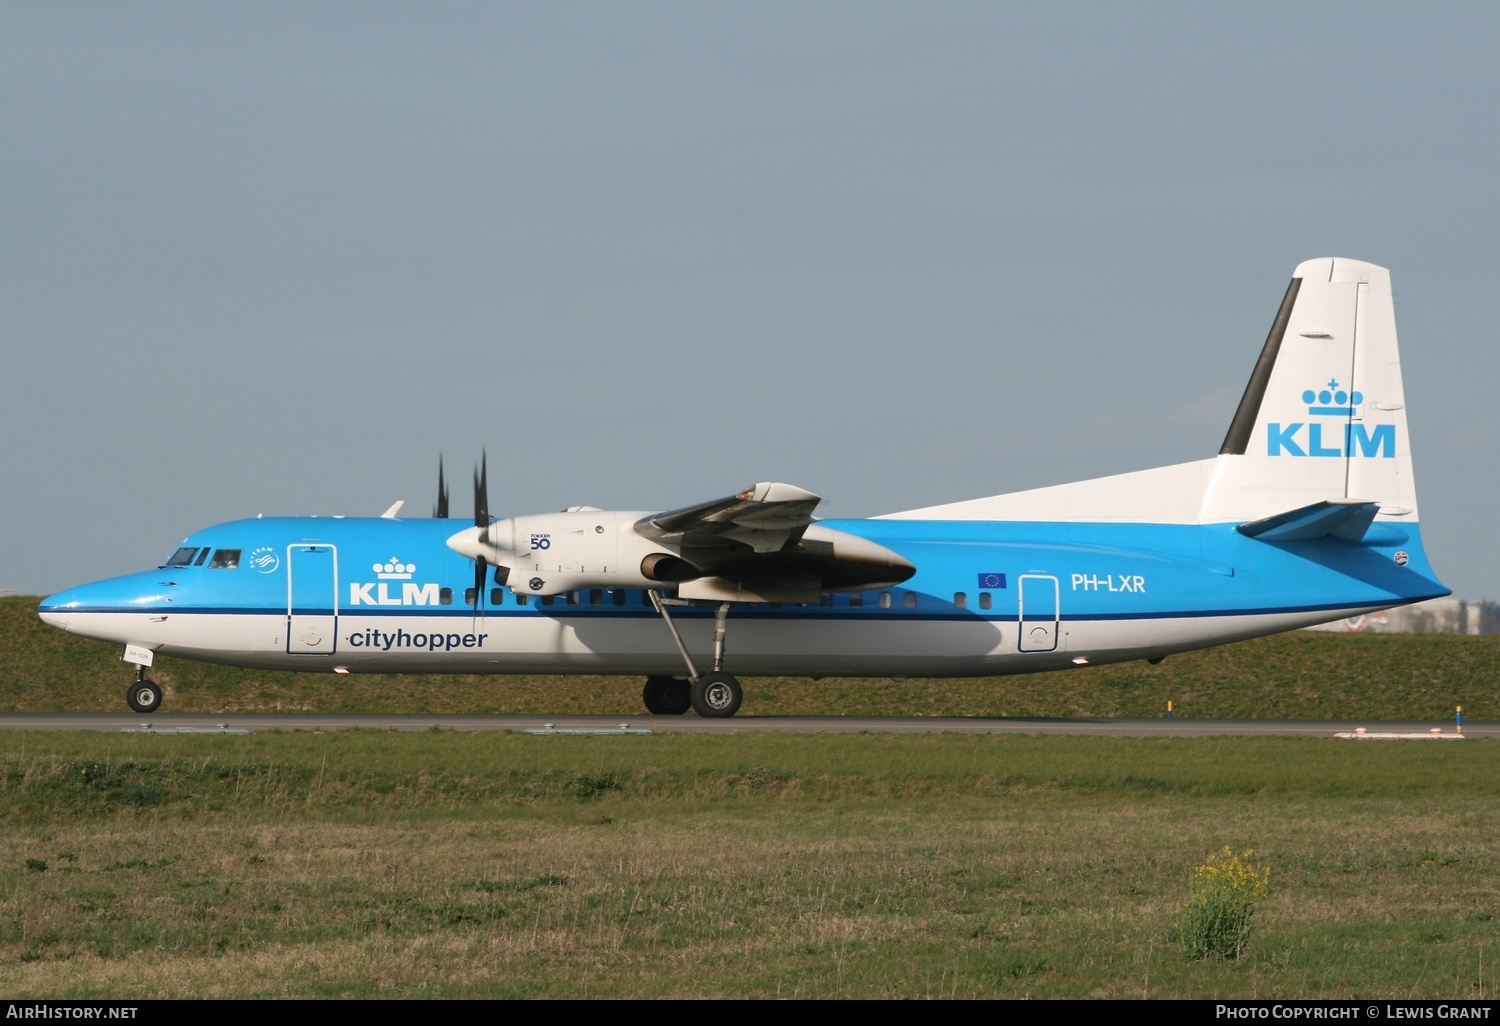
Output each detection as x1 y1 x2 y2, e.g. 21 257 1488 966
636 482 822 553
637 482 914 602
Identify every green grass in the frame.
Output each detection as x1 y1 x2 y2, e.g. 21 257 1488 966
8 596 1499 719
1 732 1496 997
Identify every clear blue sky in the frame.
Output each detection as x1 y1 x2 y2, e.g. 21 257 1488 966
4 1 1496 600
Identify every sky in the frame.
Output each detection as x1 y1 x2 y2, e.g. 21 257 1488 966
3 1 1497 601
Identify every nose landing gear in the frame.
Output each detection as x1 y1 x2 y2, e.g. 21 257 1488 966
126 664 162 714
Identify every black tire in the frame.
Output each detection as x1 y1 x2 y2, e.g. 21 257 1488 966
690 672 742 718
126 680 162 714
642 676 691 715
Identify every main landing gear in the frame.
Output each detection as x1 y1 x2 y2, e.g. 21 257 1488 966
642 676 691 715
644 593 744 718
126 665 162 714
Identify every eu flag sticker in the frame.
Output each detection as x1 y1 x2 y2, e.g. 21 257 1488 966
977 573 1007 589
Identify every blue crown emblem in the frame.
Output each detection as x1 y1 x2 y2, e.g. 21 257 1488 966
1301 379 1363 417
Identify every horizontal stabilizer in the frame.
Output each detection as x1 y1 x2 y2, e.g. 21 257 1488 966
1237 500 1380 542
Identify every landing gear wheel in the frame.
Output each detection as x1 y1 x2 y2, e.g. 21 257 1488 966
126 680 162 714
690 672 742 718
642 676 691 715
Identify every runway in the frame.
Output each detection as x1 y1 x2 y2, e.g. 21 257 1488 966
0 712 1489 738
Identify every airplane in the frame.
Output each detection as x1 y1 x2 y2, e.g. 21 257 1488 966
38 258 1448 718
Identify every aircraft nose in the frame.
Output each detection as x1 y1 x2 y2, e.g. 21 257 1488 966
37 588 81 631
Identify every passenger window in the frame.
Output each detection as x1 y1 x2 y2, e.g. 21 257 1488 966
540 595 555 606
979 592 992 610
163 547 198 567
904 592 917 609
465 588 477 606
849 593 863 608
567 591 580 606
589 589 603 606
490 588 505 606
878 592 891 609
821 594 833 608
612 589 626 607
953 592 966 610
516 594 528 606
440 588 453 605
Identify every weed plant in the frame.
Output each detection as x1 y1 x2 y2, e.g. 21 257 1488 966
1179 847 1271 960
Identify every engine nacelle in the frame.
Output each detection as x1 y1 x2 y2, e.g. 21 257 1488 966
457 510 699 596
447 509 913 599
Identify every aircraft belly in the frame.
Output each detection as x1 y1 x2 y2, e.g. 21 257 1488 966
292 613 1019 677
55 601 1417 679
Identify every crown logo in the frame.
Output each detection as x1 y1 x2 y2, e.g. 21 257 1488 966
1302 379 1363 417
374 558 415 580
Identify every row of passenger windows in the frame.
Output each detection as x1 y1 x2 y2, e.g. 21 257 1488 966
162 547 240 569
158 547 998 611
445 587 998 610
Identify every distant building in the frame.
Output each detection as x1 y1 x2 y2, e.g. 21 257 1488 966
0 589 20 598
1306 596 1500 635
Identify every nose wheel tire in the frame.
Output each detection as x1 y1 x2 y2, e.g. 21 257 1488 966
126 680 162 714
690 672 742 718
642 676 691 715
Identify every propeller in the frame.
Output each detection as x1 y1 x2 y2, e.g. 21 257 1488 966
434 456 449 519
472 451 490 621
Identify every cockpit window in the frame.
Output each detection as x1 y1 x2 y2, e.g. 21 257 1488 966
208 549 241 569
194 548 211 566
163 547 199 567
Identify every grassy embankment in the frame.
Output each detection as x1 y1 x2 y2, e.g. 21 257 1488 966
6 595 1498 719
1 731 1496 998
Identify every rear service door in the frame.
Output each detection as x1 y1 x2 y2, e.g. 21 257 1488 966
287 544 338 655
1017 574 1060 653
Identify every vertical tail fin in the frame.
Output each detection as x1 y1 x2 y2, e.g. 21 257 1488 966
1201 258 1417 524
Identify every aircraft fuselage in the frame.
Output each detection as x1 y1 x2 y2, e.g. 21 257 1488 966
38 513 1442 679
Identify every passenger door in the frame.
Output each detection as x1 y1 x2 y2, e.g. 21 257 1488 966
287 544 338 655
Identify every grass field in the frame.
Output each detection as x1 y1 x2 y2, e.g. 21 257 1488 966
2 732 1496 998
7 596 1500 720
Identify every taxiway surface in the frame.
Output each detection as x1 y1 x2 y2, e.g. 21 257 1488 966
0 713 1489 738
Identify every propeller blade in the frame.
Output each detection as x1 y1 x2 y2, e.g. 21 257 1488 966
471 450 492 623
434 456 449 519
474 450 489 528
474 555 489 623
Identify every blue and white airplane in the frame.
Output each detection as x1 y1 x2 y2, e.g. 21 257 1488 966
39 258 1448 717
